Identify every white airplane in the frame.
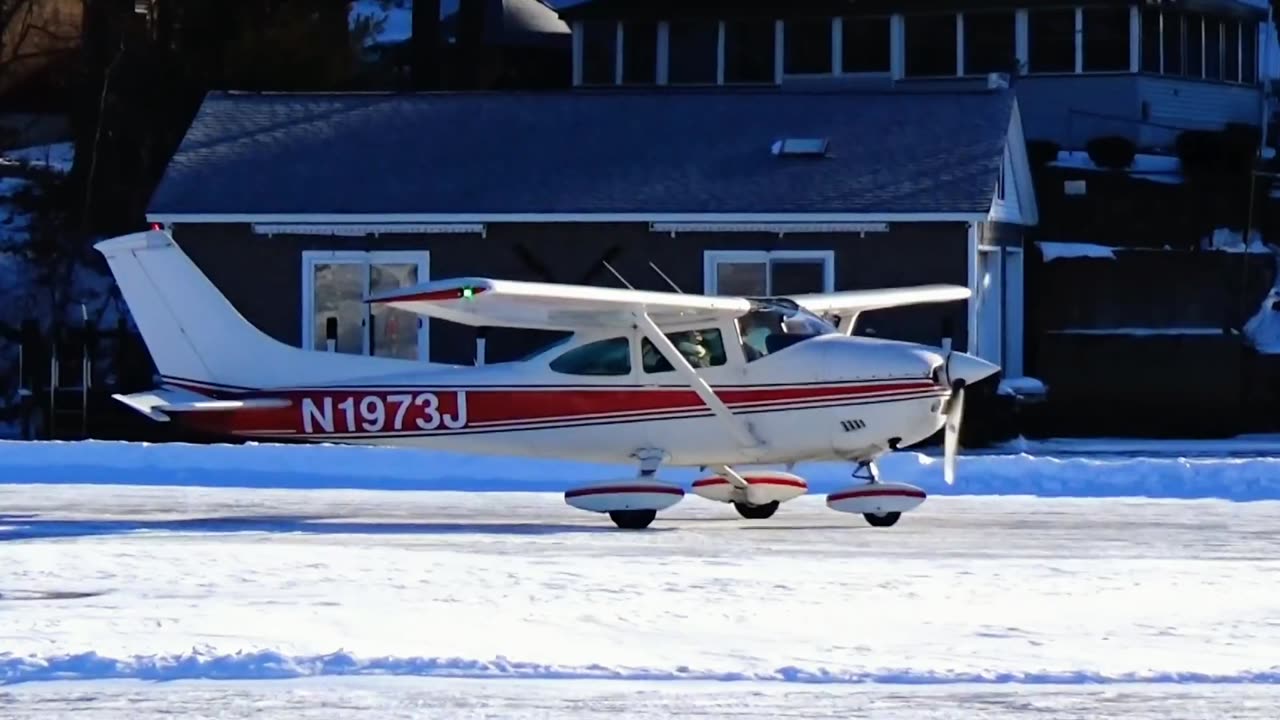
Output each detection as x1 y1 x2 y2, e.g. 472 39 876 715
95 229 999 529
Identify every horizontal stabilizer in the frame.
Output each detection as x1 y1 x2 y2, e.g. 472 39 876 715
114 389 291 422
158 398 293 413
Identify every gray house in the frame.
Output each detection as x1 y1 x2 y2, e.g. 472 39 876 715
559 0 1270 150
143 86 1037 378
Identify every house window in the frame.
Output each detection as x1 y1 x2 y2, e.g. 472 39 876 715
1242 21 1257 83
1225 20 1241 82
668 20 718 84
550 337 632 376
724 18 775 83
1141 6 1160 72
704 250 834 297
302 250 428 361
1162 12 1183 75
1184 14 1204 77
1082 6 1130 72
581 20 617 85
841 16 890 73
903 13 956 77
963 10 1016 75
641 328 728 373
1027 8 1074 73
784 17 832 75
1205 17 1222 81
622 21 657 84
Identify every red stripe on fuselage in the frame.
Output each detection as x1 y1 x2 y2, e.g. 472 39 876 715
161 380 939 439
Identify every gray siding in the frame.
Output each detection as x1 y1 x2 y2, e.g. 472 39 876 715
1136 76 1264 148
170 221 970 365
906 74 1264 150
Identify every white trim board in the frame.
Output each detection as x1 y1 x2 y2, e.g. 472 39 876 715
149 212 991 225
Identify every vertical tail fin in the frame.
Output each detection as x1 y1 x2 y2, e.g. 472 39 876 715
95 230 289 391
95 229 416 392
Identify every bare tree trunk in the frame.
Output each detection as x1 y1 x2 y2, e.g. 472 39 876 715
411 0 440 89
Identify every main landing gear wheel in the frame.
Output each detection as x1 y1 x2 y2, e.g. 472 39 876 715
826 460 926 527
733 500 779 520
608 509 657 530
863 511 901 527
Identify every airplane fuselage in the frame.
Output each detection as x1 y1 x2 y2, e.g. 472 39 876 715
163 333 962 466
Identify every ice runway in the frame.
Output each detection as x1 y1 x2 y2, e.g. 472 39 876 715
5 677 1280 720
3 484 1279 683
2 441 1279 717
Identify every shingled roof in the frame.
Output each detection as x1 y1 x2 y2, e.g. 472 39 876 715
146 88 1021 218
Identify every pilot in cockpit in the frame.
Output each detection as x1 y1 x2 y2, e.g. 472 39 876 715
675 329 711 367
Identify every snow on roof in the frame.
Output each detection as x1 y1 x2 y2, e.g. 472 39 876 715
0 142 73 175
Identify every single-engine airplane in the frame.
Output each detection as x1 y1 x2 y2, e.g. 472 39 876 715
96 229 1000 529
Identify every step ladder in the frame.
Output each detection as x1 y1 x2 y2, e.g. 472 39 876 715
46 304 93 440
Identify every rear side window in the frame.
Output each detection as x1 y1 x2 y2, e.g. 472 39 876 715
549 337 632 376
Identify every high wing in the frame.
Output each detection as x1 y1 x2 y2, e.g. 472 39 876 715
785 284 971 335
367 277 751 331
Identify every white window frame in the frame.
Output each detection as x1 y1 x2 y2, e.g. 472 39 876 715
300 249 430 360
703 249 836 295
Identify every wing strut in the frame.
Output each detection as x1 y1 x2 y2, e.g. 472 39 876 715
633 311 762 453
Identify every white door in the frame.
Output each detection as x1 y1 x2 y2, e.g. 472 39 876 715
1003 247 1024 377
302 251 430 360
976 246 1003 365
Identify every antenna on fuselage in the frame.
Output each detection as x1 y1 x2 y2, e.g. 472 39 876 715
600 260 635 289
648 262 684 293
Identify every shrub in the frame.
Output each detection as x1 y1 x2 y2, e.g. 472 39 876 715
1220 123 1261 174
1026 139 1061 167
1085 135 1137 169
1175 130 1223 176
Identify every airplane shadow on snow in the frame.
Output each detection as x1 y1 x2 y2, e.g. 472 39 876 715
0 514 656 541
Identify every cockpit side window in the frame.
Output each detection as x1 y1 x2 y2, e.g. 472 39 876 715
736 304 837 362
642 328 727 373
549 336 632 375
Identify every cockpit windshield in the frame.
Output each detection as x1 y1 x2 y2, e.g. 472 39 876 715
736 298 839 362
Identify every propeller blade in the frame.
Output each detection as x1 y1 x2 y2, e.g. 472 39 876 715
942 382 965 485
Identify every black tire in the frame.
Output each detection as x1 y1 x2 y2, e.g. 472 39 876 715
733 501 779 520
863 511 901 527
609 509 657 529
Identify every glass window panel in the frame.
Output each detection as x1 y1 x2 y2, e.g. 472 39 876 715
1082 6 1130 72
642 328 728 373
1242 21 1257 83
842 16 890 72
715 261 768 296
1028 8 1075 73
622 21 656 84
668 20 718 84
369 262 420 360
769 259 826 295
550 337 631 376
1163 12 1183 75
904 13 957 76
1184 14 1203 77
964 11 1016 75
1205 18 1222 81
312 262 364 354
1141 7 1160 72
724 19 775 83
1225 20 1241 82
784 17 832 74
582 20 616 84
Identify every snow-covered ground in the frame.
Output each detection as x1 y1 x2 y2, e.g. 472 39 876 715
2 441 1278 717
